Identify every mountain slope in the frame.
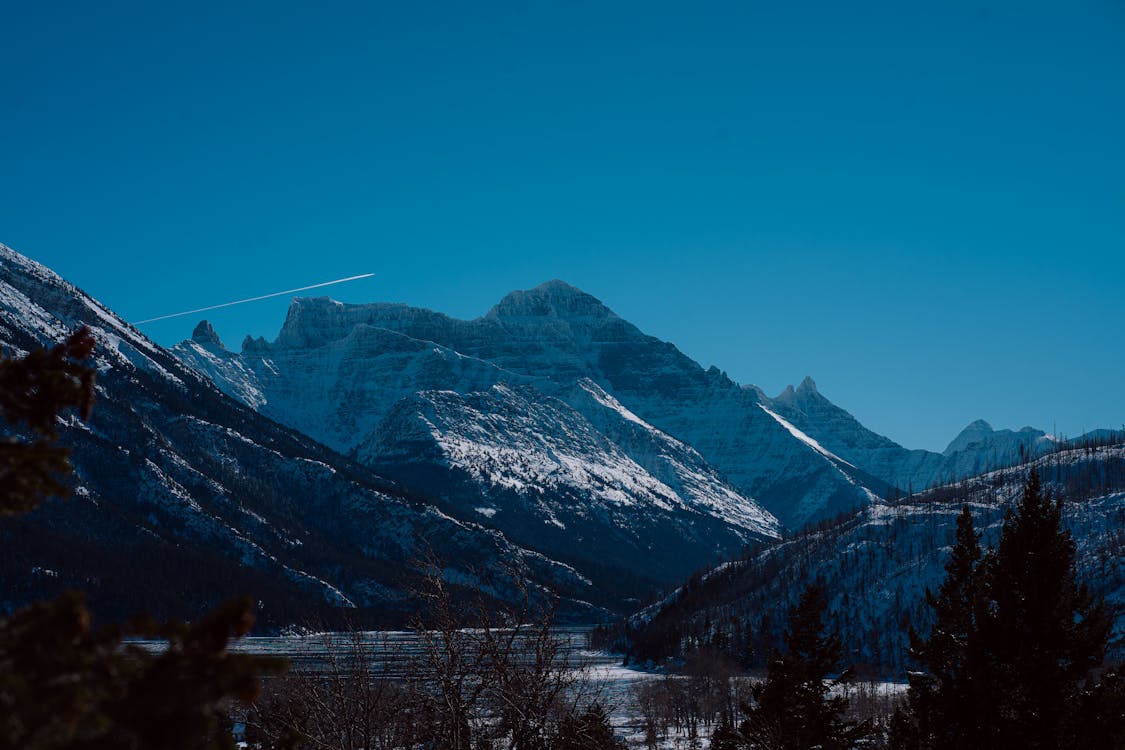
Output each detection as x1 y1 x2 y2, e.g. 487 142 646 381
625 438 1125 675
357 380 778 600
0 244 603 624
765 377 1059 491
175 282 888 529
174 279 1089 541
178 317 538 456
175 287 790 593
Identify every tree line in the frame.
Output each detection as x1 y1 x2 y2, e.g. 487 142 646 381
638 471 1125 749
619 443 1125 676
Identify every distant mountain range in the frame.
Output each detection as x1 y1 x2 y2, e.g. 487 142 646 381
0 244 1109 628
175 279 1066 533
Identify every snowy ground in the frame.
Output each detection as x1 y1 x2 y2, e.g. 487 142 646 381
136 629 905 748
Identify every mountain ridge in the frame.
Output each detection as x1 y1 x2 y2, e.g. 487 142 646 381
0 244 607 624
3 246 1116 631
177 289 893 529
177 283 1075 533
625 437 1125 675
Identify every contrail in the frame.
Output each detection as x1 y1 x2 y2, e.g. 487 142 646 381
135 273 375 324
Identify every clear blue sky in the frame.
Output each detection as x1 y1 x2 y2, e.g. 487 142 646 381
2 1 1122 451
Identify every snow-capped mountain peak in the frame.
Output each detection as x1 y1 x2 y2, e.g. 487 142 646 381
485 279 617 322
174 282 897 531
772 376 819 406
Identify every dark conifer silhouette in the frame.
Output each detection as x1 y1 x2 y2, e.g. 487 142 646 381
891 504 984 748
894 471 1125 749
554 702 623 749
719 582 869 749
979 470 1113 748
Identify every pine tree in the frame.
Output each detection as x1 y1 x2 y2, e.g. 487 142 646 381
894 471 1125 750
725 582 869 749
891 505 984 748
977 470 1112 749
710 714 743 750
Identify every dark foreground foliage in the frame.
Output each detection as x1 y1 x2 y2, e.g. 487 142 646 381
0 592 283 750
0 329 284 750
0 329 95 517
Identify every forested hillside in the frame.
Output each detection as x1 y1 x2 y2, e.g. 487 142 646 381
624 435 1125 676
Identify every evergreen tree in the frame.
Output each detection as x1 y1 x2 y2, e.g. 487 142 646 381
553 702 623 750
891 505 984 748
978 470 1113 749
709 714 744 750
722 582 869 749
894 471 1125 750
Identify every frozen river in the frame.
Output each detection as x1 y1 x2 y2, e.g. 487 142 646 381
186 626 660 714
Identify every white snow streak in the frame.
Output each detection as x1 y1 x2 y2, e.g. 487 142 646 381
759 404 856 468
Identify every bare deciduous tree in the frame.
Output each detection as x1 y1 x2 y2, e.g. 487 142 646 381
247 556 599 750
247 628 418 750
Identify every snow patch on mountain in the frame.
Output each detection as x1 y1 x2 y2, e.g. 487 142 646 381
577 378 657 431
375 383 687 514
759 404 856 468
569 380 779 536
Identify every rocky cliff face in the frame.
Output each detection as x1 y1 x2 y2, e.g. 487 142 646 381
357 379 779 597
180 317 530 456
177 282 891 531
0 245 604 624
174 283 794 594
173 279 1073 539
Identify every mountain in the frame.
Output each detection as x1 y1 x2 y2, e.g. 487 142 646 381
5 246 1112 635
358 379 778 596
176 285 782 594
763 378 1059 492
763 376 946 491
175 282 893 531
942 418 1055 463
0 244 604 625
624 436 1125 675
